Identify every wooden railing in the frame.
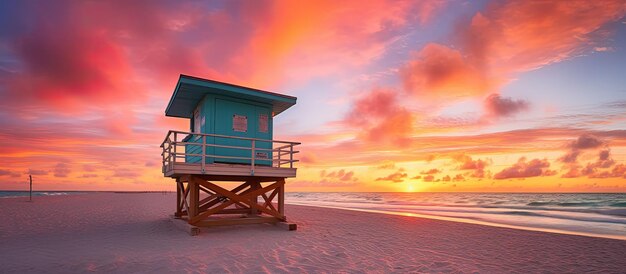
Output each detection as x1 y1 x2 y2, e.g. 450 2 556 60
160 130 300 175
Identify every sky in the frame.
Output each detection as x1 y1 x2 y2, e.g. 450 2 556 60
0 0 625 192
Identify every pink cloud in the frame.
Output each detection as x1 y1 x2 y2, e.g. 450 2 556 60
455 155 491 178
400 43 493 99
569 134 605 150
483 94 529 117
53 163 71 178
343 88 415 145
494 157 553 180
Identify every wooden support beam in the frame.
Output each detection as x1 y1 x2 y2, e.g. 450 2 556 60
189 179 284 224
198 184 215 195
249 180 259 215
278 178 285 220
175 179 182 217
171 175 294 230
194 216 280 227
264 188 279 209
261 192 278 212
188 177 199 220
196 180 251 211
178 181 190 216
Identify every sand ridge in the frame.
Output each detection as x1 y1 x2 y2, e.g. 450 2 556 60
1 192 625 273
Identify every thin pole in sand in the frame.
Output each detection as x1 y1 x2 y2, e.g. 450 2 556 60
29 174 32 202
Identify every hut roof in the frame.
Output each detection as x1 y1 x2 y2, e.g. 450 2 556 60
165 74 297 118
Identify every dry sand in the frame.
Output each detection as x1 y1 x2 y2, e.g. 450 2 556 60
1 192 625 273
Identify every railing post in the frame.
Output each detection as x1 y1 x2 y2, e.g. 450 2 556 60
277 146 282 168
251 140 255 175
202 135 206 174
173 132 177 165
168 140 173 171
162 144 166 173
290 144 294 168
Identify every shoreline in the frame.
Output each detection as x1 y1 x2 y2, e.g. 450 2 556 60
1 193 625 272
288 202 626 241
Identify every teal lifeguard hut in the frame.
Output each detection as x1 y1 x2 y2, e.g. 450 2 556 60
161 75 299 233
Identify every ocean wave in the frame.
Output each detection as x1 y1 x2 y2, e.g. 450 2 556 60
610 202 626 207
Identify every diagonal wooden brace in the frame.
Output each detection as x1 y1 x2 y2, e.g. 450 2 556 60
189 178 285 224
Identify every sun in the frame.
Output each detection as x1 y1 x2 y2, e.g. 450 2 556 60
406 184 416 192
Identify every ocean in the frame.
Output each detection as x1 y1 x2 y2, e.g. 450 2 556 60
286 192 626 240
0 191 84 198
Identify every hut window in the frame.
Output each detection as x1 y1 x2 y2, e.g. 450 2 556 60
259 114 268 133
193 108 201 134
232 114 247 132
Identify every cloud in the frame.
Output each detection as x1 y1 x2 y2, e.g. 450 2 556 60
81 174 98 178
291 179 359 188
112 169 141 178
562 165 582 178
299 153 318 165
400 43 492 99
343 88 414 144
559 134 609 171
494 157 554 179
27 169 48 176
321 169 356 181
420 168 440 175
459 1 626 73
570 134 605 150
423 175 435 182
0 170 20 177
566 148 618 178
455 155 491 178
483 94 529 117
376 160 396 169
375 171 408 183
558 150 580 163
53 163 71 178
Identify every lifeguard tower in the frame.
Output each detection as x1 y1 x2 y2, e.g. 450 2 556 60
161 75 299 233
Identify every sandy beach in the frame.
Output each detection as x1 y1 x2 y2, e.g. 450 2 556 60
1 192 625 273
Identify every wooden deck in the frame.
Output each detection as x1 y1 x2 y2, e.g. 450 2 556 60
160 131 300 233
163 162 297 178
161 130 300 179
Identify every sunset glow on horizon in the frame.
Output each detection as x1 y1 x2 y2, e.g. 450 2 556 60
1 0 626 192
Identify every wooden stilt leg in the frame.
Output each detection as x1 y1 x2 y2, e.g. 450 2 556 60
175 179 182 217
250 181 261 215
188 177 199 222
278 179 285 221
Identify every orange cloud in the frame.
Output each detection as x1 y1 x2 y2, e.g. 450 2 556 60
321 169 357 182
420 168 440 175
375 171 408 183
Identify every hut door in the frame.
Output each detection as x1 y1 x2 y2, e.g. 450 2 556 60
254 106 272 166
214 99 256 165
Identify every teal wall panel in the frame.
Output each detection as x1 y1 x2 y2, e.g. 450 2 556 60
184 94 273 166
